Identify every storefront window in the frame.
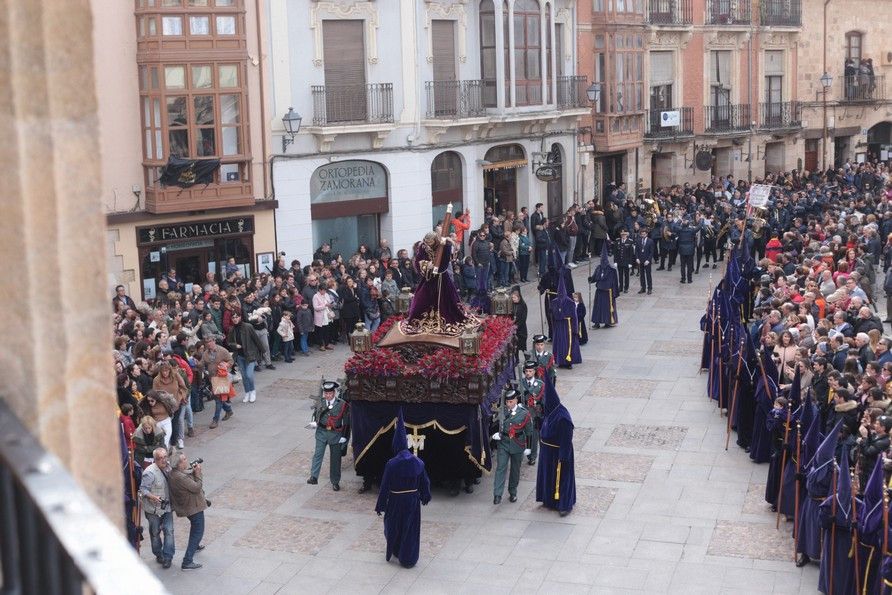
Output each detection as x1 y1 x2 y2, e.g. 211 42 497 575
136 217 255 300
310 160 388 257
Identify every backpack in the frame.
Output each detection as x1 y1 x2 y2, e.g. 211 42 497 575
171 354 193 388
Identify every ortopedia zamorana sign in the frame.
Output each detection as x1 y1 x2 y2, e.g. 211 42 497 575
137 216 254 245
310 160 388 203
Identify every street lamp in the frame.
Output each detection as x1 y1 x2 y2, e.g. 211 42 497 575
820 72 833 172
586 82 602 106
281 107 302 152
583 83 601 204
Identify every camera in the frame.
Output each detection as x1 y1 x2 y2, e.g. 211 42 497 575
190 458 204 467
159 498 170 509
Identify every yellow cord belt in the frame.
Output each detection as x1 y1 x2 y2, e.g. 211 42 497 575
554 461 561 499
565 318 572 361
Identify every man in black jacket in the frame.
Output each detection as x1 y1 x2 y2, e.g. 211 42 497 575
634 228 655 295
613 229 635 293
673 219 697 284
471 229 493 292
854 415 891 490
530 203 549 278
574 204 592 263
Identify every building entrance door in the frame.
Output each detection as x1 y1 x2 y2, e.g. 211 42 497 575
172 248 209 287
484 168 517 216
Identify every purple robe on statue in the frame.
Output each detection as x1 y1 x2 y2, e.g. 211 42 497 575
405 240 467 326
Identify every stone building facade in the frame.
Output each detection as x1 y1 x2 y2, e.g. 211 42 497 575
797 0 892 171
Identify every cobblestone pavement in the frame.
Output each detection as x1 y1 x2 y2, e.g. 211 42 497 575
143 262 823 594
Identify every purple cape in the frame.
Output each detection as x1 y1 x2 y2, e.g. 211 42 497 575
406 242 467 326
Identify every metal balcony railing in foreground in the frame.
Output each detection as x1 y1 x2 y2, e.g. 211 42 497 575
841 74 886 103
759 101 801 129
644 106 694 138
706 0 751 24
760 0 801 26
311 83 395 126
556 75 589 109
0 400 166 595
424 80 485 119
705 103 751 133
647 0 693 25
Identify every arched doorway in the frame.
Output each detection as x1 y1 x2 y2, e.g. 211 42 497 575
310 160 387 257
868 122 892 161
545 143 564 219
431 151 463 229
483 144 526 216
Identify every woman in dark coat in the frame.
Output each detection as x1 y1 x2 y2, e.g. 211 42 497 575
511 286 528 360
339 277 361 334
375 410 431 568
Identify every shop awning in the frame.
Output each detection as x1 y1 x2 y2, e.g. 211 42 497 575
482 159 528 172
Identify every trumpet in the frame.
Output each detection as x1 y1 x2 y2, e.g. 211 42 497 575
642 197 662 217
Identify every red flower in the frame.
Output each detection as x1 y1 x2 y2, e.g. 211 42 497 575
345 315 516 380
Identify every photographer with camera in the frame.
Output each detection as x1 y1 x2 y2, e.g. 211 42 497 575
168 452 208 570
139 447 175 568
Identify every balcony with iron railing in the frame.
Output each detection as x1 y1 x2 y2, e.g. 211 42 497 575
424 80 485 119
556 75 589 109
704 103 751 133
310 83 394 126
706 0 751 25
840 74 886 103
758 101 801 129
646 0 693 25
0 400 166 594
760 0 801 26
644 107 694 138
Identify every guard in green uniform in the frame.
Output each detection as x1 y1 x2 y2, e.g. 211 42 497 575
307 381 349 491
492 389 532 504
519 360 544 465
527 334 556 385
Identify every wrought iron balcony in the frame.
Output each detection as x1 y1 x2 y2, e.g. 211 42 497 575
0 400 165 594
424 80 485 119
646 0 693 25
760 0 801 26
840 74 885 103
759 101 801 129
705 103 751 133
556 75 589 109
706 0 751 25
311 83 394 126
644 107 694 138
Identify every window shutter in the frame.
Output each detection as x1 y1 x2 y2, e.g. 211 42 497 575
764 50 784 76
650 51 674 86
711 50 731 87
323 20 366 122
323 20 366 87
432 20 456 82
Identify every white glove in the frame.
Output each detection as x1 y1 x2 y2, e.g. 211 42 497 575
523 449 532 457
338 437 347 444
308 421 317 429
492 432 501 441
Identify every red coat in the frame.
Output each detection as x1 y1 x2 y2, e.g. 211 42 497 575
764 238 783 263
120 414 136 450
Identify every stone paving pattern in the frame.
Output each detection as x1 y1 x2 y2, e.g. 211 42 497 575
143 264 822 594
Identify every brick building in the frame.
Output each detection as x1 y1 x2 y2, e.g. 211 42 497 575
578 0 805 198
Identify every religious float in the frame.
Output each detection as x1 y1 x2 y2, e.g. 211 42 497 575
344 209 517 486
